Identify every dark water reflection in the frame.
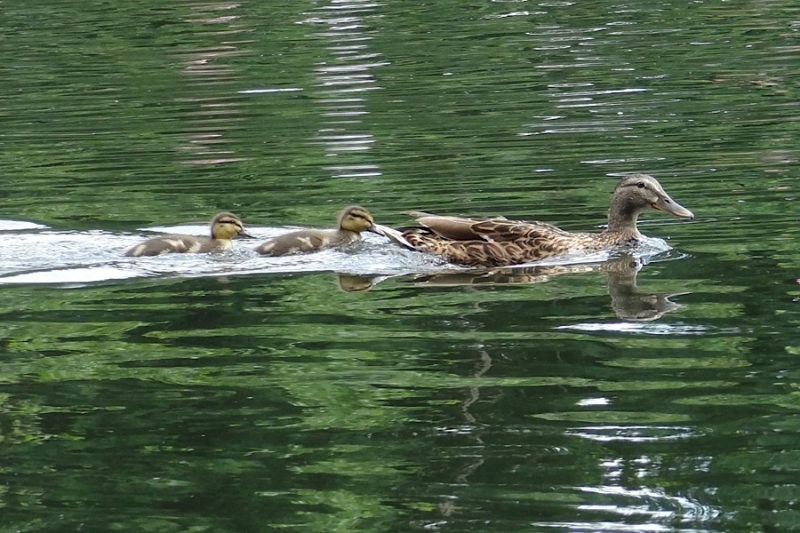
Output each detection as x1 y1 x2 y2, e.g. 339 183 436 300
2 0 800 532
345 253 686 322
1 252 799 531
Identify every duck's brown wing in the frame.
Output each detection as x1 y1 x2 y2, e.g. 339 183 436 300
405 233 579 267
392 213 598 267
411 214 491 241
412 214 539 242
469 218 572 242
414 214 571 242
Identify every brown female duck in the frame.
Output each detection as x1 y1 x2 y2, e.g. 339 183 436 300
256 205 380 256
125 212 253 257
378 174 693 267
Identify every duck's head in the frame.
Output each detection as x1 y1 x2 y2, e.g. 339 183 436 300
339 205 379 234
608 174 693 231
210 212 254 240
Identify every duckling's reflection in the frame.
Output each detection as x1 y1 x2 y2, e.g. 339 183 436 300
336 254 686 321
336 273 387 293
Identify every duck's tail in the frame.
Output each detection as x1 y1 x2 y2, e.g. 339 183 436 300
372 224 416 251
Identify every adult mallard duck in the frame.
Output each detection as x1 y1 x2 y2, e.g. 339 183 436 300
125 212 254 257
256 205 380 256
377 174 694 267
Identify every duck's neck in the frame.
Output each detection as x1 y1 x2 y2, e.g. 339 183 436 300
605 206 642 239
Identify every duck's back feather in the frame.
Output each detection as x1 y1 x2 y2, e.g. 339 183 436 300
393 215 637 267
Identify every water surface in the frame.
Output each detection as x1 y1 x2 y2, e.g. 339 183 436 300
1 0 799 532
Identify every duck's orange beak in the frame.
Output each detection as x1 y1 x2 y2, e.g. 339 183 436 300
653 195 694 219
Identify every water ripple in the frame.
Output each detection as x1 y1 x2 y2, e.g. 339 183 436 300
0 222 680 287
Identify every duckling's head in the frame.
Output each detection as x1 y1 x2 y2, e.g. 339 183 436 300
608 174 693 231
210 212 254 240
338 205 378 234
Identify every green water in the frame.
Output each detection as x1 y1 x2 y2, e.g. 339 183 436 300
2 0 800 532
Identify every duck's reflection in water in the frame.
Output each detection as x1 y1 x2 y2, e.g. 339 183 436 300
603 256 685 321
336 254 687 322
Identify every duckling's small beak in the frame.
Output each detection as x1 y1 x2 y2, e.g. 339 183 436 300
653 195 694 219
238 229 257 239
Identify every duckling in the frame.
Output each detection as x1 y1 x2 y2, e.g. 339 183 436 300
378 174 694 267
256 205 379 256
125 212 253 257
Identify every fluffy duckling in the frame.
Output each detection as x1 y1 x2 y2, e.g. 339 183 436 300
379 174 694 267
125 212 253 257
256 205 379 256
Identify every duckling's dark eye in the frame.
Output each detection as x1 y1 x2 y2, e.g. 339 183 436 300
637 182 645 189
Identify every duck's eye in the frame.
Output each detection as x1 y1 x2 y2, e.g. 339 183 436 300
637 182 645 189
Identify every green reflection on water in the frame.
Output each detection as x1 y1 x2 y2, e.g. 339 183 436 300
2 0 800 531
535 411 692 424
